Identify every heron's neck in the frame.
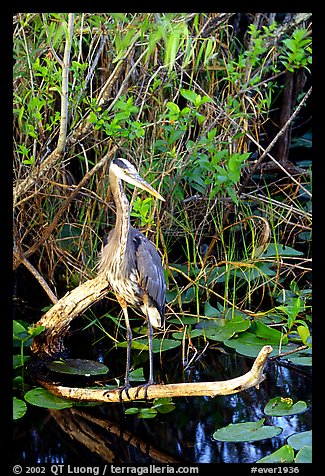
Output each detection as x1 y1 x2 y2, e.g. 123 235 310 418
110 171 130 258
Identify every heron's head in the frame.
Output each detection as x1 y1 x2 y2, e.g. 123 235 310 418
110 158 165 201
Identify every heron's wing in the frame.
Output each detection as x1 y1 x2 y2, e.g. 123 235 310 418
129 228 166 321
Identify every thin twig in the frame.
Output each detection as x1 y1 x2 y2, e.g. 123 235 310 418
57 13 74 155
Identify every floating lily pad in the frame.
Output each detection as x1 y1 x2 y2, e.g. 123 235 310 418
203 316 251 342
295 445 312 463
224 331 292 358
172 328 203 340
223 319 291 357
13 397 27 420
264 397 307 416
212 418 282 442
152 397 176 414
287 430 312 450
125 407 158 419
47 359 109 376
168 316 199 325
286 351 312 366
118 338 181 353
257 444 295 463
204 301 222 317
24 387 74 409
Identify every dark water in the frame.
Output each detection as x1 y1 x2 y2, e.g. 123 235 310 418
13 347 311 465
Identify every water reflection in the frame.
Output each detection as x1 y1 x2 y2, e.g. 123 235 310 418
13 350 311 464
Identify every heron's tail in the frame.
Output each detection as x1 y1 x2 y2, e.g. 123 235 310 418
141 304 163 328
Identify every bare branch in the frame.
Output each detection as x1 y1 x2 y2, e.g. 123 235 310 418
57 13 74 155
38 345 273 402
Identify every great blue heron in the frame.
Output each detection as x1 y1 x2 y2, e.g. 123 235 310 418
98 158 166 399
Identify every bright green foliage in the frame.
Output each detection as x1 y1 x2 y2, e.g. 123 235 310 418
280 28 312 72
125 397 176 419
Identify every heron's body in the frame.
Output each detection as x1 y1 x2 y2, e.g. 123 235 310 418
98 158 166 398
99 226 165 328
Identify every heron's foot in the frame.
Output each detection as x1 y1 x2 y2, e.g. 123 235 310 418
118 383 132 402
134 380 154 400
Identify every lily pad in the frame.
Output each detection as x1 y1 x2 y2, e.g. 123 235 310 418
172 329 203 340
203 316 251 342
47 359 109 376
257 444 295 463
212 418 282 442
24 387 74 409
295 445 312 463
287 430 312 450
13 397 27 420
286 351 312 366
224 331 292 358
264 397 307 416
152 397 176 414
118 338 181 353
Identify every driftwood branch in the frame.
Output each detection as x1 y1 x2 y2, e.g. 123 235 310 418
31 274 110 358
38 345 273 402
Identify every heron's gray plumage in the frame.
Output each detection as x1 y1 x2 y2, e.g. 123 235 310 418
99 226 165 328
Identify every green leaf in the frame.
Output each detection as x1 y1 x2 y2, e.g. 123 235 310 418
257 445 295 463
13 397 27 420
287 430 312 450
125 407 140 415
119 338 181 353
251 321 288 345
212 419 282 442
262 243 304 257
152 339 181 353
224 328 292 358
172 329 203 340
152 397 176 414
24 388 74 409
204 316 251 342
138 408 158 419
180 89 198 104
264 397 307 416
295 445 312 463
13 355 30 369
204 301 222 317
297 325 310 344
129 367 146 382
47 359 109 376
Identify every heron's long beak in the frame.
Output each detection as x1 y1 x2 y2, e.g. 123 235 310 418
125 172 165 202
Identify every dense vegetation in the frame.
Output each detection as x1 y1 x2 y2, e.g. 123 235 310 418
13 13 312 462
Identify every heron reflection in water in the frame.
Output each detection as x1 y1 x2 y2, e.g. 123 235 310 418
98 158 166 399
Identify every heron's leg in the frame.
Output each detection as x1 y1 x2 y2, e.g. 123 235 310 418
117 296 132 401
147 316 154 385
135 297 155 399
